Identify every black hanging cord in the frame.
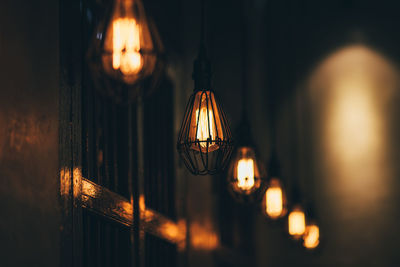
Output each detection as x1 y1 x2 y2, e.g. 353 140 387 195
269 88 278 157
200 0 206 45
241 0 248 121
287 2 301 202
235 0 253 148
193 0 211 92
265 0 279 177
290 2 305 207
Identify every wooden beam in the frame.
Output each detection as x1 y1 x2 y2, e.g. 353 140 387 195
81 178 186 246
81 178 133 227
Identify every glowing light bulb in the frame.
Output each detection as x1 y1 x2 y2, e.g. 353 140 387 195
94 0 157 85
237 158 255 191
303 224 320 249
189 91 223 152
288 206 306 238
266 187 282 217
227 147 262 196
266 184 283 218
112 18 142 74
195 106 215 149
262 178 286 219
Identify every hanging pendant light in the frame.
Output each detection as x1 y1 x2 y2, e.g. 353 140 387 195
227 120 265 201
263 178 286 218
262 154 287 219
287 185 306 239
177 0 233 175
88 0 163 102
288 204 306 239
302 202 321 249
226 0 265 201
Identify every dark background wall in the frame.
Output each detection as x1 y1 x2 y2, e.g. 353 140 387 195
0 0 59 266
2 0 400 266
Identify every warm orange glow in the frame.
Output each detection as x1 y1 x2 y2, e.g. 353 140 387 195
112 18 142 74
189 91 223 152
309 46 396 224
190 223 219 250
265 178 284 218
73 168 83 198
237 158 255 190
100 0 157 84
196 106 215 148
229 147 261 194
160 221 179 240
139 194 146 212
60 167 71 197
288 206 306 238
159 220 187 250
303 224 320 249
177 219 187 251
81 178 133 224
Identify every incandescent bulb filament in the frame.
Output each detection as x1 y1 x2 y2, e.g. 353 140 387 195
189 91 222 152
112 17 142 75
237 158 255 191
195 106 215 149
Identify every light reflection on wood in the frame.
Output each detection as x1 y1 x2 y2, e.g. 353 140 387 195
80 178 186 246
60 167 71 198
81 178 133 226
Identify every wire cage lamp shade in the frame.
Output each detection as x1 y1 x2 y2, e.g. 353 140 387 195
87 0 164 103
177 89 233 175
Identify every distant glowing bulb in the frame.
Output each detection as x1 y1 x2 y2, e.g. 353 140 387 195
237 158 255 191
262 178 286 219
266 186 282 218
288 206 306 238
303 224 320 249
227 147 262 195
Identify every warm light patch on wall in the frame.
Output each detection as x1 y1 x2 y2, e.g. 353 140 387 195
324 66 383 166
309 45 397 213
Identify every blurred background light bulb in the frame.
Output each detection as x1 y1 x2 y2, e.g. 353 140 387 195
237 158 255 190
96 0 156 85
264 178 285 218
111 17 142 74
303 224 320 249
227 147 262 196
288 205 306 238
